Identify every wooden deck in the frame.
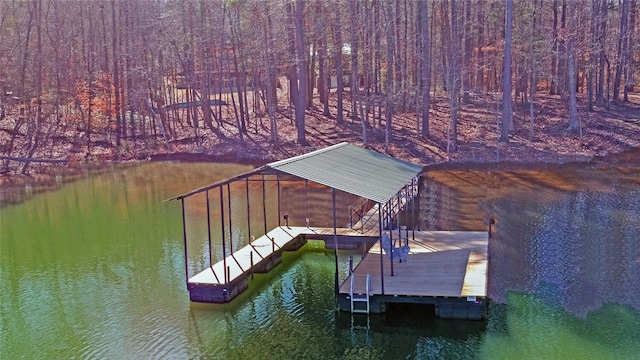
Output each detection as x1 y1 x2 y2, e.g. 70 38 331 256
188 225 377 286
340 231 488 298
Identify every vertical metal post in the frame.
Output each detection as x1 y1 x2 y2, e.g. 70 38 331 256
305 179 309 226
378 203 384 295
181 198 189 286
227 183 233 253
332 188 339 308
250 252 254 280
397 191 402 243
412 178 416 240
220 186 227 284
206 190 213 267
245 178 251 240
262 175 267 235
388 199 394 276
416 175 421 231
277 174 281 226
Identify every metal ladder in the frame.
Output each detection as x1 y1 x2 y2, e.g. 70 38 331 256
350 273 371 314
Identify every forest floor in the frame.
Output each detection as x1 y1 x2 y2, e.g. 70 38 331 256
1 91 639 205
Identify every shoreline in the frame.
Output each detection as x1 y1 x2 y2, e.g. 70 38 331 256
2 146 638 208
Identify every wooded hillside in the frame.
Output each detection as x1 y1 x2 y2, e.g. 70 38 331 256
0 0 638 175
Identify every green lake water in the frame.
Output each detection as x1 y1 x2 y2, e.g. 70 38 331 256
1 162 639 359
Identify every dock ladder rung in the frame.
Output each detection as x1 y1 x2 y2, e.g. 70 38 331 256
350 273 371 314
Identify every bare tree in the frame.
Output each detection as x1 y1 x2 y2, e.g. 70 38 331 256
567 0 579 131
348 0 367 145
613 0 631 101
333 8 345 125
294 0 308 145
263 1 278 144
501 0 513 142
420 0 431 137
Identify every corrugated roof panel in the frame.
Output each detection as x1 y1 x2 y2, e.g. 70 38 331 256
267 143 422 203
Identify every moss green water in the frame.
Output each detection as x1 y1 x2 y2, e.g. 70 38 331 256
1 162 639 359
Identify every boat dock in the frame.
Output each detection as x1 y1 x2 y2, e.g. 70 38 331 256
338 230 488 319
170 143 489 320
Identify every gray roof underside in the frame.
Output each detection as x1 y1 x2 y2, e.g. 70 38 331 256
170 142 423 203
266 142 422 203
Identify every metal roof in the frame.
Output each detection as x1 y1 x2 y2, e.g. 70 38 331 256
267 142 422 203
169 142 423 203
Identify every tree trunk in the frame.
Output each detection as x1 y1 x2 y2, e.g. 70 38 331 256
624 0 636 101
294 0 308 145
111 0 122 147
568 0 579 130
334 10 345 125
501 0 513 142
476 0 484 92
529 0 538 140
420 0 431 137
348 0 367 145
551 0 558 95
462 0 472 104
285 0 299 111
384 0 394 153
263 2 278 144
319 10 331 118
596 0 607 107
613 0 630 101
587 0 599 112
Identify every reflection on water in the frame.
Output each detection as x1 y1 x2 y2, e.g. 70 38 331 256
1 162 639 359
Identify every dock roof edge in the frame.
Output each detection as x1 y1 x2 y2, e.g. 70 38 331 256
166 142 424 203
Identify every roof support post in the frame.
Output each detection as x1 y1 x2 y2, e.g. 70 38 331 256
220 186 228 284
277 174 281 227
411 178 417 239
262 175 267 235
332 187 339 309
227 183 233 253
245 178 251 240
397 189 403 246
305 179 309 226
378 202 385 295
388 198 394 277
181 198 189 286
206 190 213 268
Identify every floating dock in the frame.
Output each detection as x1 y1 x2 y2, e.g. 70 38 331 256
338 231 488 319
187 225 488 320
170 143 489 320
